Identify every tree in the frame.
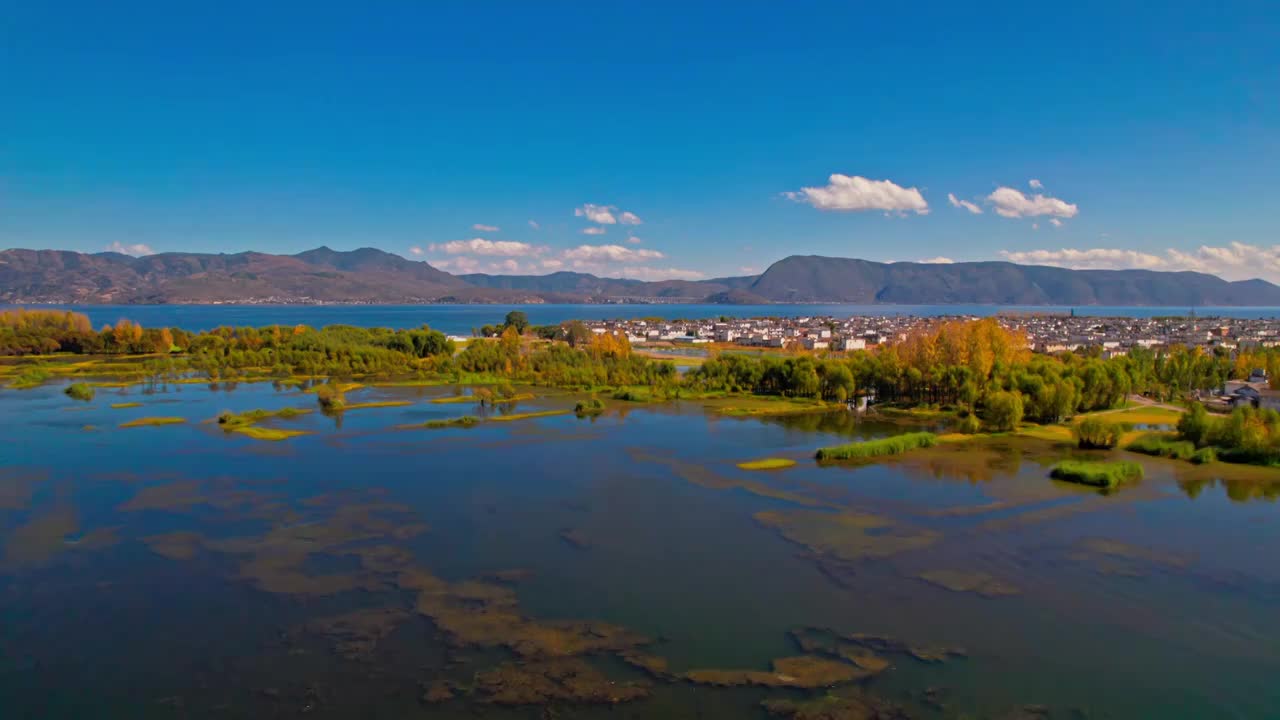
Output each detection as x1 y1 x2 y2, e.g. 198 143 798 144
564 321 593 348
503 311 530 335
1177 403 1212 447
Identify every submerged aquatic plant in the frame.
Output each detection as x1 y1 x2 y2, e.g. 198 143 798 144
815 432 938 461
1049 460 1143 489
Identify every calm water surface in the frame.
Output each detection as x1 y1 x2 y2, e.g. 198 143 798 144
7 303 1280 335
1 379 1278 718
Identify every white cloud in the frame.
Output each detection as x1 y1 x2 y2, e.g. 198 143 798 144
1029 179 1044 190
987 186 1078 219
612 266 706 281
493 258 520 273
619 211 642 225
528 220 540 230
574 203 618 224
105 241 154 256
919 256 955 264
430 256 481 273
997 242 1280 280
1050 218 1063 228
564 244 664 264
408 246 424 256
472 223 500 232
581 226 607 235
947 193 983 215
540 259 564 271
785 173 928 214
428 238 544 257
626 235 643 245
738 266 758 274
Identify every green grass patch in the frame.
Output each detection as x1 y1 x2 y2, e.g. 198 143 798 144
64 382 95 401
109 402 143 409
217 407 311 429
712 395 833 417
340 400 413 411
402 415 482 430
8 367 52 389
1087 406 1183 426
227 425 311 441
492 393 535 404
119 416 186 429
1049 460 1144 489
304 382 364 394
431 394 482 404
1126 432 1197 460
737 458 797 471
487 410 572 423
816 432 938 461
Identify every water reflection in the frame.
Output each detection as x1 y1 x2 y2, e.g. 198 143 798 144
0 381 1278 718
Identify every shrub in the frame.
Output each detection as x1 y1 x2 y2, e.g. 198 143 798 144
955 413 982 435
315 384 346 412
1190 447 1217 465
816 432 938 461
1073 417 1129 449
1049 460 1143 489
574 397 606 416
64 382 95 401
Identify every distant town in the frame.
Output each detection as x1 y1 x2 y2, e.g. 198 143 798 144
573 312 1280 357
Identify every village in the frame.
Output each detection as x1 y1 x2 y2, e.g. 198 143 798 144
583 311 1280 355
578 312 1280 411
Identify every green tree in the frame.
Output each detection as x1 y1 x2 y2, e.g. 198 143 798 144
983 390 1024 432
503 311 530 334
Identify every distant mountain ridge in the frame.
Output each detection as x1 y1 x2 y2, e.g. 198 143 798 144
2 247 1279 306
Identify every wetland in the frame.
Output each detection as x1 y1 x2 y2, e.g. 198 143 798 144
0 311 1278 718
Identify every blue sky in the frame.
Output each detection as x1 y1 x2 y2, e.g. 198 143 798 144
3 2 1278 280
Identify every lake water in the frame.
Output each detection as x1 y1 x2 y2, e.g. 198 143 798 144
1 377 1277 718
7 303 1280 336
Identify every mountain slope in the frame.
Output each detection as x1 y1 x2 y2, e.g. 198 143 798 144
746 256 1280 306
3 247 1280 306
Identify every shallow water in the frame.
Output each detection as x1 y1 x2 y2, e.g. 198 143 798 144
1 381 1278 719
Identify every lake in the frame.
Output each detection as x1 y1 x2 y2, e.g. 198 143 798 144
7 303 1280 336
1 377 1277 718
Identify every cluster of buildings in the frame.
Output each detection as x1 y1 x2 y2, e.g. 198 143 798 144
1017 314 1280 358
591 316 918 351
582 312 1280 357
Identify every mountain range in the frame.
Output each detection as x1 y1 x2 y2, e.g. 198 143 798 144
3 247 1279 307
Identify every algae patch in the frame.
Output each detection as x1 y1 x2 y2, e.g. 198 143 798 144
754 509 940 563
